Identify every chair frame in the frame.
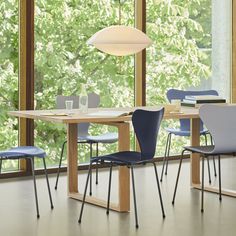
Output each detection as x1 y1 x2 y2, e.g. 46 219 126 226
161 89 218 183
78 109 166 228
0 156 53 218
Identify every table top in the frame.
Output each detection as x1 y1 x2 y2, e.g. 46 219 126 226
8 106 200 124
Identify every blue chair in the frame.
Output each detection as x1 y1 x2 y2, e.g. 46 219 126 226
55 93 118 195
78 109 166 228
172 104 236 212
0 146 53 218
161 89 218 183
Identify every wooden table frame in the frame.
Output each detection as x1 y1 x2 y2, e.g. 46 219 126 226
9 106 236 212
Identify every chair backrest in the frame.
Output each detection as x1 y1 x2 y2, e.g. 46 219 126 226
132 108 164 160
167 89 219 131
200 105 236 154
56 93 100 136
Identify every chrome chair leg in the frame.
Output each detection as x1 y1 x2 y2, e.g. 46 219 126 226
30 158 40 218
172 149 185 205
153 162 165 218
55 140 67 190
161 133 171 182
106 162 113 215
78 163 92 223
218 155 222 201
42 158 54 209
131 165 139 228
201 155 205 213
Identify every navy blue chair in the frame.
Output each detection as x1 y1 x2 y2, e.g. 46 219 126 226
55 93 118 194
172 104 236 212
161 89 218 183
78 109 166 228
0 146 53 218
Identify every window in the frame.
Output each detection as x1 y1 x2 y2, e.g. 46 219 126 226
34 0 134 168
146 0 231 156
0 0 19 172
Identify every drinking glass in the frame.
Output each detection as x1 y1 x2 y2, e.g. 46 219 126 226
65 100 73 110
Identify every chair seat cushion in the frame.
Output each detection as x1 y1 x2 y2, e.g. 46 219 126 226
184 145 215 154
0 146 46 159
78 132 118 143
91 151 147 165
165 128 208 137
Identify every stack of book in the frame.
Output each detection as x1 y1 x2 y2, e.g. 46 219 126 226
181 95 226 107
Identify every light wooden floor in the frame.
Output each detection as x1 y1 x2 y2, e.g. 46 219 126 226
1 157 236 236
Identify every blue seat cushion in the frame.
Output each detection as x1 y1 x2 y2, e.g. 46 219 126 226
0 146 46 159
91 151 149 165
165 128 208 137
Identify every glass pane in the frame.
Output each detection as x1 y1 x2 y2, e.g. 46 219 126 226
146 0 231 156
0 0 19 172
34 0 134 168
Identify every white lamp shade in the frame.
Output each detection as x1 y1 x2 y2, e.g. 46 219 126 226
87 25 152 56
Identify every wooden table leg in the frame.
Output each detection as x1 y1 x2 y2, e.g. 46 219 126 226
67 123 78 194
190 118 201 185
117 122 130 212
67 122 130 212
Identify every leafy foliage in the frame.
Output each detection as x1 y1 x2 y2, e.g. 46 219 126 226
0 0 211 170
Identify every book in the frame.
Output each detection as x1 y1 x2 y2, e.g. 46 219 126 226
181 102 227 108
182 98 226 104
87 110 133 117
184 95 225 102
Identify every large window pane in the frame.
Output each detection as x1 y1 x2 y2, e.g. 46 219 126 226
0 0 19 172
35 0 134 168
146 0 231 156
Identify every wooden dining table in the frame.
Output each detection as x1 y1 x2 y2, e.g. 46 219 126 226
9 105 235 212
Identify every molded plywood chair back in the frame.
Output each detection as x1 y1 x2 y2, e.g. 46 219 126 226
200 104 236 154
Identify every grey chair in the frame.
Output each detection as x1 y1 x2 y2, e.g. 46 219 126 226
161 89 218 183
172 104 236 212
54 93 118 195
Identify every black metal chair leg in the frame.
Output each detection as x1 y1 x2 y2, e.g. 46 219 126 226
96 143 99 185
89 143 93 196
165 133 172 175
106 162 113 215
204 134 212 184
172 149 185 205
206 156 211 184
201 155 205 213
209 134 217 177
55 140 67 190
218 155 222 201
161 133 170 182
43 158 54 209
131 166 139 228
78 163 92 223
213 156 217 177
30 158 40 218
153 163 165 218
0 158 2 174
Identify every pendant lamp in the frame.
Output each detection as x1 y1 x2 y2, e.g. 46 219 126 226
87 25 152 56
